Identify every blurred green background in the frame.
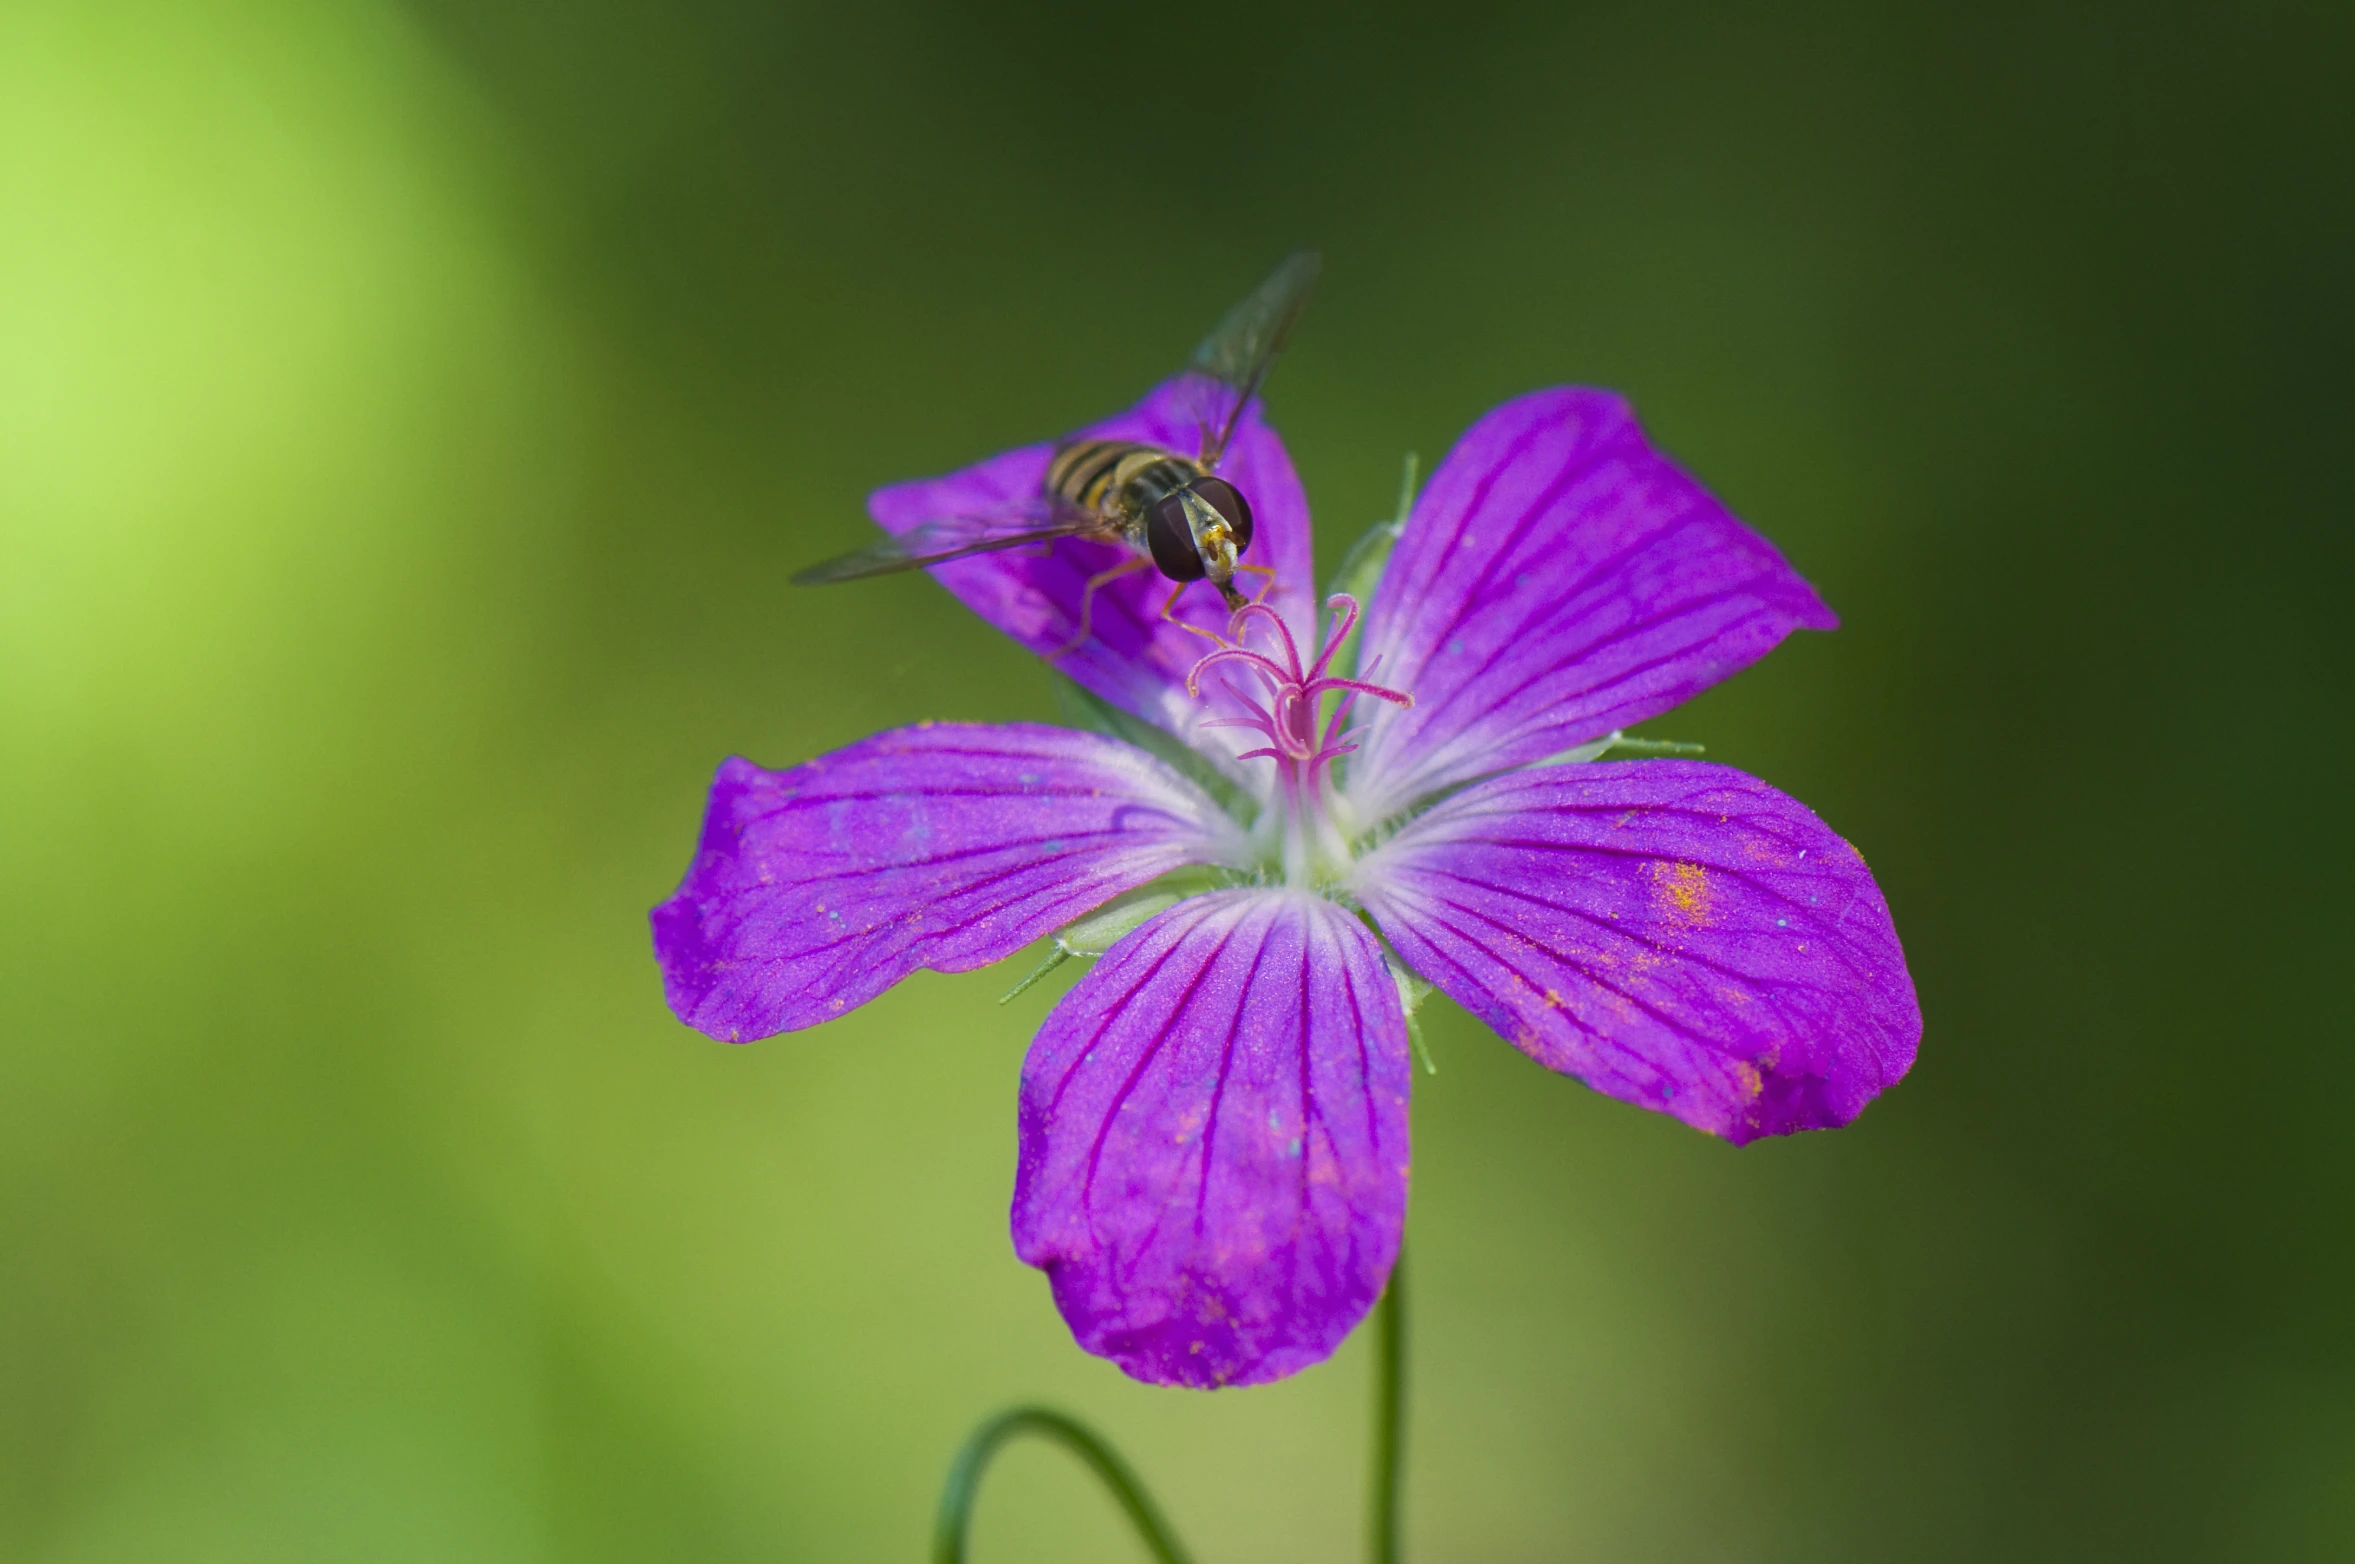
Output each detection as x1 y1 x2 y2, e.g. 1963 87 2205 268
3 0 2349 1559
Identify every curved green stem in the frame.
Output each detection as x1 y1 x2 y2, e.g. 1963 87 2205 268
1369 1247 1407 1564
933 1405 1194 1564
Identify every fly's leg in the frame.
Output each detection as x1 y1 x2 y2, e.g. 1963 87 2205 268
1050 553 1156 659
1164 566 1283 646
1161 582 1225 646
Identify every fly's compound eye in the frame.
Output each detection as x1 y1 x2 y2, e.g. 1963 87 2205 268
1145 492 1210 580
1190 477 1254 554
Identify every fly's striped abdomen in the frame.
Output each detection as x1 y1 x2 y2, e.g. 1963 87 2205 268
1045 438 1197 523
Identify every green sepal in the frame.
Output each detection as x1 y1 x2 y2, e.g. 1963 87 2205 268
1599 734 1707 757
1529 729 1708 769
1387 955 1438 1075
1319 450 1420 686
1056 869 1225 955
1323 518 1403 620
1051 675 1253 822
997 868 1232 1004
998 947 1071 1004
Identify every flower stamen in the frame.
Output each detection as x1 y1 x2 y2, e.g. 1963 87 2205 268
1185 594 1412 785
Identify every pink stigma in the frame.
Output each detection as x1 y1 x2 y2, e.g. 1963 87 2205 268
1185 594 1412 784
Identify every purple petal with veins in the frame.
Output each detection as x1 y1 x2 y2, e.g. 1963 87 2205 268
869 378 1316 755
1353 760 1917 1144
1345 389 1836 819
1013 889 1410 1388
651 722 1243 1042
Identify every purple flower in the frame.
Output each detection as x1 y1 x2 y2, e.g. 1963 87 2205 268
652 378 1920 1388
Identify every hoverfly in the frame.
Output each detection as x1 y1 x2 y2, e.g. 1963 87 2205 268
791 252 1321 647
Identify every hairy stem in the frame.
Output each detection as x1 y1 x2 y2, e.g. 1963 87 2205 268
933 1406 1193 1564
1369 1247 1407 1564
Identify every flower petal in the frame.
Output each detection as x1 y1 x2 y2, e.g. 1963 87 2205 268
651 722 1243 1041
1354 761 1917 1143
1345 389 1836 819
1012 889 1410 1388
869 377 1316 748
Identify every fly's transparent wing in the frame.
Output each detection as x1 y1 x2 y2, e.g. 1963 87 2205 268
790 505 1107 585
1183 250 1322 468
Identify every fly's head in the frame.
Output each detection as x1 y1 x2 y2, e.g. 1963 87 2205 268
1146 478 1256 609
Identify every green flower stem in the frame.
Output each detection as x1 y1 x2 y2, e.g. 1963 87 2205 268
932 1406 1194 1564
935 1256 1410 1562
1369 1247 1408 1564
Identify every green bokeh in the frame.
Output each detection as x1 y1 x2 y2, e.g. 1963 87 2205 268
4 1 2348 1559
